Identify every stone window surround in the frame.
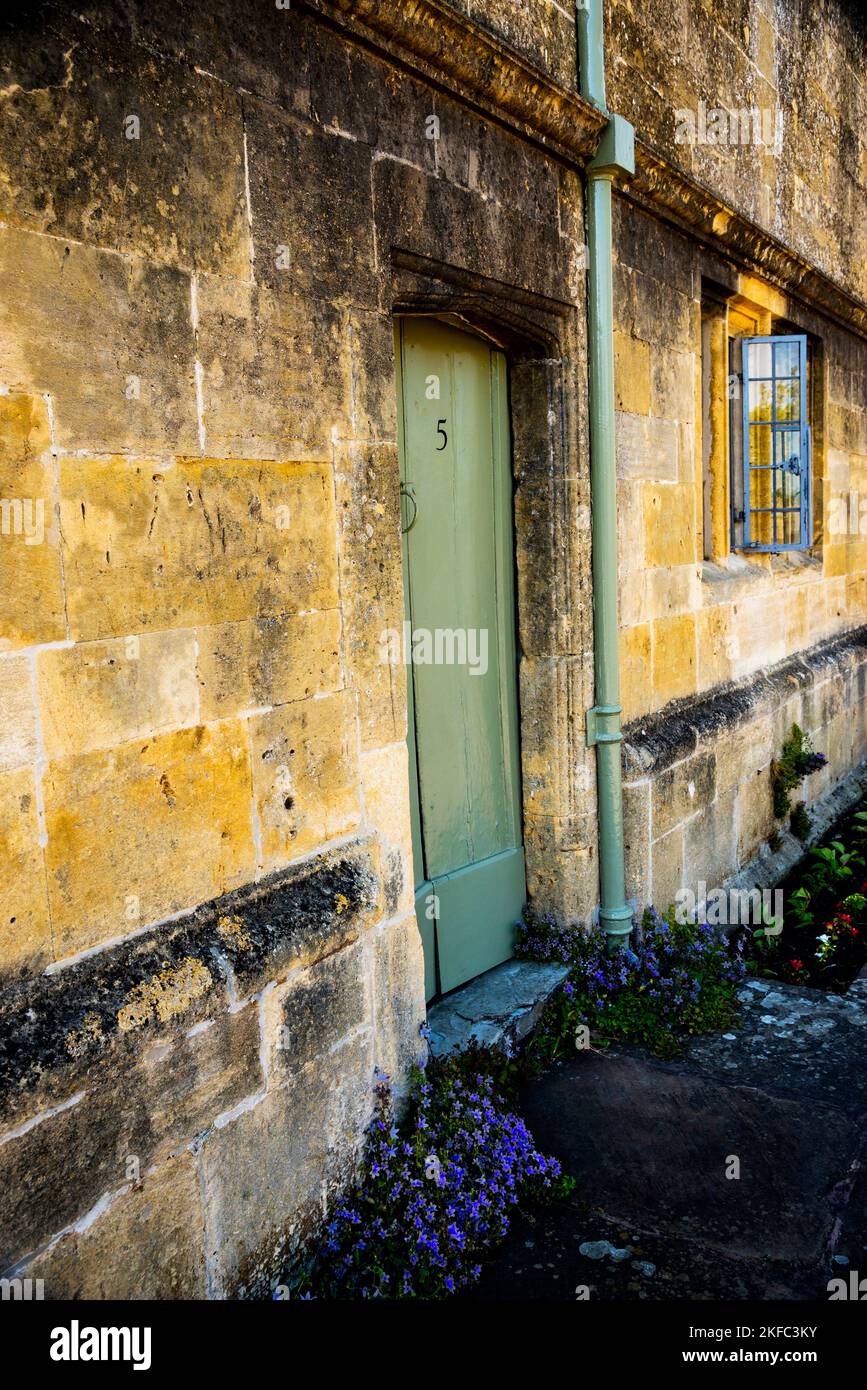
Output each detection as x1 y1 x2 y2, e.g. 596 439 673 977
698 274 827 583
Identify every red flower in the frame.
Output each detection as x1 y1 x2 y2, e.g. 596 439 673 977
790 959 805 971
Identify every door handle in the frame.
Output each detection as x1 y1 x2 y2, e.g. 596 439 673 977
401 483 418 534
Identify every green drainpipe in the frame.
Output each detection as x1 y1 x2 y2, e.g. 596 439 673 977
576 0 636 947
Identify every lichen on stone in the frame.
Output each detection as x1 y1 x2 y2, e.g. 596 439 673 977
117 958 213 1032
64 1010 104 1058
217 914 254 952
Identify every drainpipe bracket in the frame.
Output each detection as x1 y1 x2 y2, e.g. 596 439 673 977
586 704 623 747
588 112 635 180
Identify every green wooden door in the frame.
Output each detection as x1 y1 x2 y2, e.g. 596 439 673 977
395 318 525 999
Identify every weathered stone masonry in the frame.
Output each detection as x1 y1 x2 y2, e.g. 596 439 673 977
0 0 592 1295
1 0 867 1296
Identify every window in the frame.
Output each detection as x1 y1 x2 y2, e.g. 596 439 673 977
730 334 811 551
699 279 821 563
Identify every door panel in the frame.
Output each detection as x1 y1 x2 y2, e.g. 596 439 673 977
433 846 526 996
396 317 525 999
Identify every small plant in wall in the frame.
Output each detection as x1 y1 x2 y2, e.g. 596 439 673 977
789 800 812 843
770 724 827 826
741 799 867 991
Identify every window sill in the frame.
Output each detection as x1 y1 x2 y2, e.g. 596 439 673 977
701 550 821 594
767 550 822 575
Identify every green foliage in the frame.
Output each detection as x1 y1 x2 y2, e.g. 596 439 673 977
749 797 867 991
786 884 814 931
803 838 864 896
789 800 811 842
522 907 745 1064
770 724 826 819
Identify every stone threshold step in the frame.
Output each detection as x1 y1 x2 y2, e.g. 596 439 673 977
427 958 569 1058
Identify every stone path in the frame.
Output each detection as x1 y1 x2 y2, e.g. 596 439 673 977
470 974 867 1300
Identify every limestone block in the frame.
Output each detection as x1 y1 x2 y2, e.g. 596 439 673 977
0 766 51 976
308 23 435 166
38 630 199 759
0 651 37 771
410 92 562 250
372 156 567 306
511 358 565 482
696 602 734 693
0 227 199 454
193 273 355 458
616 411 678 482
646 563 701 621
197 610 341 722
267 940 369 1081
370 913 427 1096
652 610 697 705
515 471 584 657
652 749 716 841
201 1031 373 1297
622 779 651 907
248 689 361 871
785 586 809 654
651 348 696 425
245 96 378 310
643 482 697 567
0 391 65 648
737 768 775 863
650 823 685 914
519 656 589 822
59 455 339 641
118 0 311 111
620 569 649 627
0 43 249 278
730 592 787 677
0 1000 262 1270
43 721 256 958
345 307 402 443
614 332 652 416
715 712 775 793
523 813 598 923
683 787 739 896
617 480 646 578
620 623 652 723
335 443 406 750
24 1153 207 1300
361 742 415 917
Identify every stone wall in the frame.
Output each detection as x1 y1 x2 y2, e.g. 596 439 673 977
614 198 867 724
606 0 867 302
611 17 867 907
2 0 867 1299
0 0 590 1295
624 628 867 911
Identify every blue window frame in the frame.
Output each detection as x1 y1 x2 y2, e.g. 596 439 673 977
731 334 811 552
